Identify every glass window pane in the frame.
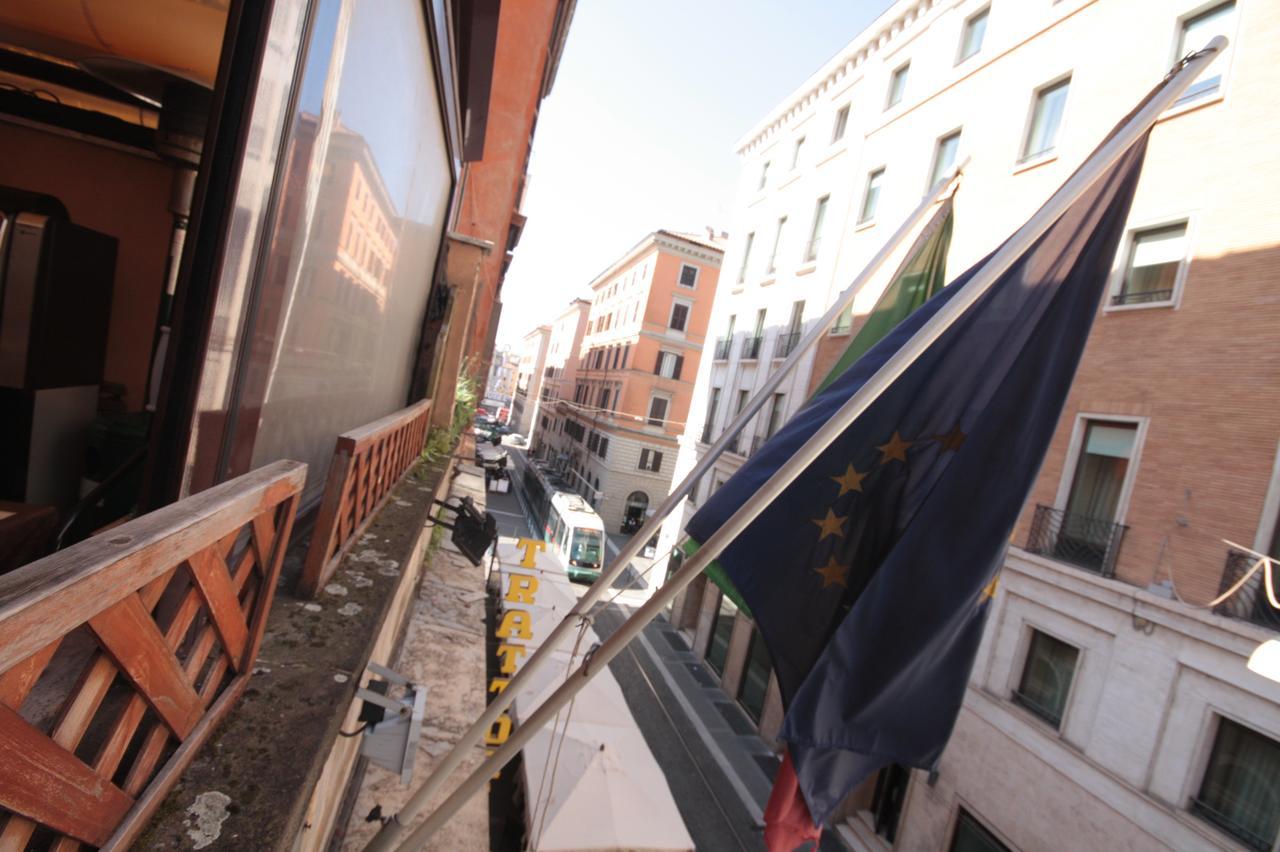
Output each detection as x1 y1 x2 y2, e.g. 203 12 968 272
1023 79 1070 160
1194 718 1280 850
737 628 772 720
832 105 850 142
950 810 1011 852
1177 2 1234 105
1121 223 1186 301
959 8 988 62
930 132 961 188
706 594 737 674
1014 630 1078 728
887 63 909 108
807 197 828 261
861 169 884 223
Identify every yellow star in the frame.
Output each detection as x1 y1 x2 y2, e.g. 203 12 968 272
811 508 847 540
935 424 966 452
815 557 847 588
876 431 913 465
830 464 867 496
980 573 1000 602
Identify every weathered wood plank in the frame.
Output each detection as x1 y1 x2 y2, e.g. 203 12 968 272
0 640 59 708
0 703 131 847
186 548 249 669
297 448 355 598
88 595 202 740
0 460 306 673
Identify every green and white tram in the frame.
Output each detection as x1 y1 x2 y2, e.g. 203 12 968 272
521 462 606 583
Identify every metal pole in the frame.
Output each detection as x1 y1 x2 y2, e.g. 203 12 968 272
363 148 963 852
379 38 1224 851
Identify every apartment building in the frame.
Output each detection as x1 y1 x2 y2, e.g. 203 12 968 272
538 230 723 533
662 1 1280 850
532 298 591 448
511 324 550 437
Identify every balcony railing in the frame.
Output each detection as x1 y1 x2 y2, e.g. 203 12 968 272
714 338 731 360
742 335 763 360
775 331 800 359
1025 504 1127 578
1214 548 1280 632
1111 288 1174 306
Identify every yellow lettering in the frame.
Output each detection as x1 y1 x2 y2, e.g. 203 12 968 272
484 713 512 746
504 573 539 604
496 609 533 641
515 537 546 567
496 643 527 674
489 677 510 694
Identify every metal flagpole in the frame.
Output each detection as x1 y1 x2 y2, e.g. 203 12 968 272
362 152 965 852
377 39 1226 850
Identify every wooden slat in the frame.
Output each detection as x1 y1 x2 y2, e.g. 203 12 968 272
0 640 60 708
0 460 307 673
297 448 355 598
88 595 202 740
186 548 249 669
0 703 131 847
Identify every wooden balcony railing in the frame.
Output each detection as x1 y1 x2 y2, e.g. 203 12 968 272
0 459 304 850
298 399 432 597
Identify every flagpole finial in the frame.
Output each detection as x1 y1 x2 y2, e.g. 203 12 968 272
1169 35 1227 80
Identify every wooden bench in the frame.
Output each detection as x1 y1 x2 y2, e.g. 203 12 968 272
0 459 305 850
297 399 432 598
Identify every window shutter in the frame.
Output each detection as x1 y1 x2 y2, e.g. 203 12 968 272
639 449 649 469
652 452 663 471
653 355 662 376
674 355 684 380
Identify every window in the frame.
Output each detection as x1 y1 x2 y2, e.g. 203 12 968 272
647 396 669 427
765 393 786 438
598 387 611 410
1064 420 1137 524
702 387 721 442
596 436 609 459
859 168 884 224
678 263 698 288
949 809 1011 852
1112 222 1188 306
654 350 684 380
587 431 599 453
832 303 854 335
1192 717 1280 850
805 196 829 262
737 627 772 721
1013 629 1078 728
791 136 806 169
1175 1 1235 107
870 765 911 842
738 233 755 283
831 104 850 142
758 160 770 190
622 344 630 368
1021 77 1071 162
638 448 664 472
957 6 989 63
929 130 962 189
705 593 737 675
767 216 787 273
886 62 910 109
668 301 690 332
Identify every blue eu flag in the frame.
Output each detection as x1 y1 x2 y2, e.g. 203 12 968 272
685 134 1150 837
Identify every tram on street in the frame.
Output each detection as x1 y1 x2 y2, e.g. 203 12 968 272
521 462 606 583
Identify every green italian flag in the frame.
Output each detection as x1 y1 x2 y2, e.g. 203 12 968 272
687 199 955 617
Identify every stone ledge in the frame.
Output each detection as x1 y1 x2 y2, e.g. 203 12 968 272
139 455 454 851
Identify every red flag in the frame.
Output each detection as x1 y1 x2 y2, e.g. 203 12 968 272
763 750 822 851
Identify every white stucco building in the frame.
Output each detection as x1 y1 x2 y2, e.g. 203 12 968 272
661 1 1280 850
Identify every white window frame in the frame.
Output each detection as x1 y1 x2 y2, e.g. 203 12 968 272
1053 413 1150 527
831 104 850 143
858 166 886 226
955 5 990 66
927 128 963 192
1009 624 1082 732
667 298 693 335
1104 213 1196 313
1016 72 1073 170
646 393 671 428
656 349 681 379
678 262 699 289
1163 0 1240 119
1253 437 1280 554
791 136 806 170
1184 711 1280 848
885 61 910 110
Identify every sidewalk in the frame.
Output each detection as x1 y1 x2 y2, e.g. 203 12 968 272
340 463 490 851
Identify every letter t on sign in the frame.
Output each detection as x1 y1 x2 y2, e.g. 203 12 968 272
515 537 546 567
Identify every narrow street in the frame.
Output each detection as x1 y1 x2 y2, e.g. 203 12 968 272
489 442 842 852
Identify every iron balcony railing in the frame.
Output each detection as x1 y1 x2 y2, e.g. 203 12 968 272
714 337 732 360
775 331 800 359
1025 504 1127 578
1214 548 1280 632
1111 287 1174 306
742 335 763 359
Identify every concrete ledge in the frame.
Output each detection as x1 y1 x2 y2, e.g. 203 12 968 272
139 454 455 851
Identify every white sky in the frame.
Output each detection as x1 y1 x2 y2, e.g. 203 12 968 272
494 0 893 350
